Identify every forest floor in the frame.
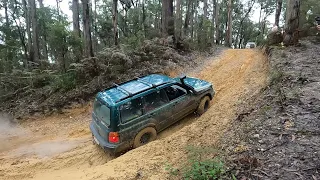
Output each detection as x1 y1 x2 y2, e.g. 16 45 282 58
8 43 319 179
220 38 320 180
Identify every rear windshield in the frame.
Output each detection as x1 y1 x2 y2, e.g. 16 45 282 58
93 99 111 126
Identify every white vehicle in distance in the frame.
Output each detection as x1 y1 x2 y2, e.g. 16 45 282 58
245 42 256 49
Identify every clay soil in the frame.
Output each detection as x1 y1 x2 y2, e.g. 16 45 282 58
0 49 269 180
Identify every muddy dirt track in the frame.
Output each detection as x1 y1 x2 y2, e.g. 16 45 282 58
0 49 268 180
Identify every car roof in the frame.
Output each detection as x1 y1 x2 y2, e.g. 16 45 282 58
97 74 176 106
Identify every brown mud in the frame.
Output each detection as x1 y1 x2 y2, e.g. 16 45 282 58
0 49 268 180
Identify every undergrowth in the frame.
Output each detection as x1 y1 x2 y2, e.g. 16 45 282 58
166 146 233 180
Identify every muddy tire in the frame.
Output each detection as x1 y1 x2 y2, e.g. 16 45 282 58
133 127 157 148
196 96 211 115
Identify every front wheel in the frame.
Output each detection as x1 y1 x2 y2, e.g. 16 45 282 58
133 127 157 148
196 96 211 115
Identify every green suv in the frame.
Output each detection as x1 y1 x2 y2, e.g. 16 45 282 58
90 74 215 153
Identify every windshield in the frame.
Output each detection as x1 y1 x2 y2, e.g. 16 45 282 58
93 99 111 126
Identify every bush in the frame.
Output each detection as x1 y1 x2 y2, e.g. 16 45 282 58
51 71 78 92
184 159 225 180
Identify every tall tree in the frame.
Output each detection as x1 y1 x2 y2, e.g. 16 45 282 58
175 0 182 42
225 0 232 47
161 0 174 37
38 0 48 60
72 0 82 61
72 0 81 37
283 0 300 46
29 0 40 62
275 0 283 27
215 0 220 44
82 0 94 57
183 0 192 37
113 0 118 45
22 0 33 63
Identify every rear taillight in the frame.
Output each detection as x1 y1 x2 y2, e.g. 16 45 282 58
109 132 119 143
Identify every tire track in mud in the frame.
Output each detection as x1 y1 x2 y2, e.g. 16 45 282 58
0 49 269 180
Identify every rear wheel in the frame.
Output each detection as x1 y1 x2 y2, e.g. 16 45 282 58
133 127 157 148
196 96 211 115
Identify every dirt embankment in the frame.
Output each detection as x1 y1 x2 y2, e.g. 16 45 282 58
0 49 268 180
221 38 320 179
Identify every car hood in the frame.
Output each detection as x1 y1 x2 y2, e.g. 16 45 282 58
182 77 212 92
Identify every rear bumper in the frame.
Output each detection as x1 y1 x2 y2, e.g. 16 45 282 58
89 122 123 153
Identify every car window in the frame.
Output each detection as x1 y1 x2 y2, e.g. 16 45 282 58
143 90 169 113
164 85 187 101
120 98 143 123
93 99 110 126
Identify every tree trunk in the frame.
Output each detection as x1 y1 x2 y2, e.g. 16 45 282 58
212 0 216 44
72 0 81 37
161 0 167 36
215 1 219 44
142 0 147 37
112 0 118 46
82 0 94 57
225 0 232 47
183 0 192 37
38 0 48 61
283 0 300 46
3 0 11 66
168 0 174 36
190 1 196 40
275 0 282 27
23 0 33 63
175 0 181 42
161 0 174 37
29 0 40 62
72 0 82 62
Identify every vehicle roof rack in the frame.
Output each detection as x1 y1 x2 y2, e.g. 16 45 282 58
113 83 133 96
136 77 155 87
115 81 171 103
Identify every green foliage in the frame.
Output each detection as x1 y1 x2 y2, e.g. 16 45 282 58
165 146 227 180
184 158 225 180
51 71 78 92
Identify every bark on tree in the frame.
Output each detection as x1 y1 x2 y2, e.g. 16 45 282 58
215 1 220 44
112 0 119 46
175 0 181 42
142 0 147 37
72 0 82 61
29 0 40 62
161 0 174 37
275 0 282 27
3 0 10 65
23 0 33 62
82 0 94 57
225 0 232 47
212 0 216 43
283 0 300 46
38 0 48 61
183 0 192 37
190 1 196 39
72 0 81 37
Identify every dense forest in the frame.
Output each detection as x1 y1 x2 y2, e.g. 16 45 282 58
0 0 319 117
0 0 317 73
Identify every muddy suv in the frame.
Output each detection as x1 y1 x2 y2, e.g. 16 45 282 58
90 74 215 154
